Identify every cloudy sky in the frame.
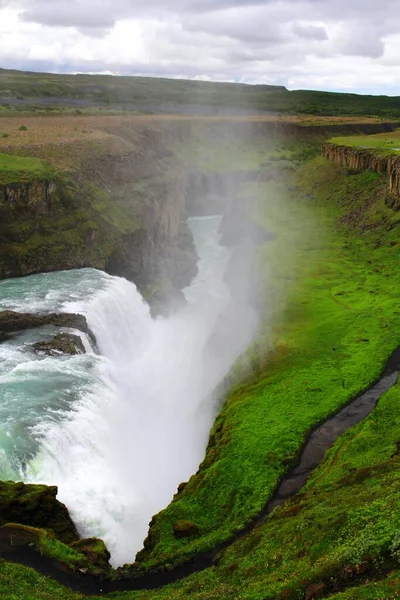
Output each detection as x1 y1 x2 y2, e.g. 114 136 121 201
1 0 400 94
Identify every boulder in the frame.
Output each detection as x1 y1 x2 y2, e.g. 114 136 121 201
0 480 78 544
172 520 200 538
0 310 89 334
0 310 96 348
33 333 85 356
70 538 111 571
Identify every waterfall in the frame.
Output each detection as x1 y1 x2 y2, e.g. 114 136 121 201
0 216 258 567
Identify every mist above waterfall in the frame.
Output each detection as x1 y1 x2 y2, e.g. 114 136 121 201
22 215 258 566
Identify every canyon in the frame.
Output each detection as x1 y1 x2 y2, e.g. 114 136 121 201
1 114 400 600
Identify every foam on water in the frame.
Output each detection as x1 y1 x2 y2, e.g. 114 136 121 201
0 216 258 566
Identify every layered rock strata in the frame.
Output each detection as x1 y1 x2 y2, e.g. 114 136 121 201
322 142 400 198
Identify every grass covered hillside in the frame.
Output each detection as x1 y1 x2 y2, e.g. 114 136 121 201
1 125 400 599
3 68 400 117
131 150 400 571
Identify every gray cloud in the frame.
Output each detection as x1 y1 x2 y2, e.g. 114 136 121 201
292 23 328 41
340 30 385 59
21 8 113 29
20 0 125 28
2 0 400 93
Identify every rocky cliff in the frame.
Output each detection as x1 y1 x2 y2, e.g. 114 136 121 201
322 141 400 199
1 118 398 304
0 124 198 306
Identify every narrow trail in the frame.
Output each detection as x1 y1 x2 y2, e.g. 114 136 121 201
1 346 399 595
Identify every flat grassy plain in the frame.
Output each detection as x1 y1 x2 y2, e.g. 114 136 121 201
0 114 325 172
0 153 55 184
0 114 390 146
331 129 400 155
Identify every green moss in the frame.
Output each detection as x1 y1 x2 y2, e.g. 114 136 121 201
70 538 111 572
0 153 55 184
0 524 88 572
328 572 400 599
0 481 77 543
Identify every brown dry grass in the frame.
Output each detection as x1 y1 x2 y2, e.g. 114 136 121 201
0 114 392 171
0 114 389 148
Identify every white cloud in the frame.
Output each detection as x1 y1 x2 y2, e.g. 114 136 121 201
1 0 400 94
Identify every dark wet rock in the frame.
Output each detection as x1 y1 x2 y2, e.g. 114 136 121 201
172 520 200 538
0 310 96 347
33 333 85 356
0 480 78 544
0 310 88 333
70 538 111 572
0 523 39 549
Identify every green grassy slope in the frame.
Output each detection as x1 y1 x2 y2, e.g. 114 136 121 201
3 68 400 117
135 154 400 569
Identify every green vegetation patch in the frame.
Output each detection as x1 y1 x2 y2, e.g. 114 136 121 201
0 560 86 600
0 480 77 543
328 572 400 599
1 524 88 572
0 153 55 185
330 129 400 155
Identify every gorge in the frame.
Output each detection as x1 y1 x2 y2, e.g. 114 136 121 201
2 111 400 600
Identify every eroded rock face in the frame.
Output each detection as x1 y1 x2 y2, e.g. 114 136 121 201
33 333 85 356
0 481 78 544
322 142 400 202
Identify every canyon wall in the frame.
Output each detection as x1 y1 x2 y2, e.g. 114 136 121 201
0 124 198 306
322 141 400 198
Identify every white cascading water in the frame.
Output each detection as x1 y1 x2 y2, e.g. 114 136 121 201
0 216 258 566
